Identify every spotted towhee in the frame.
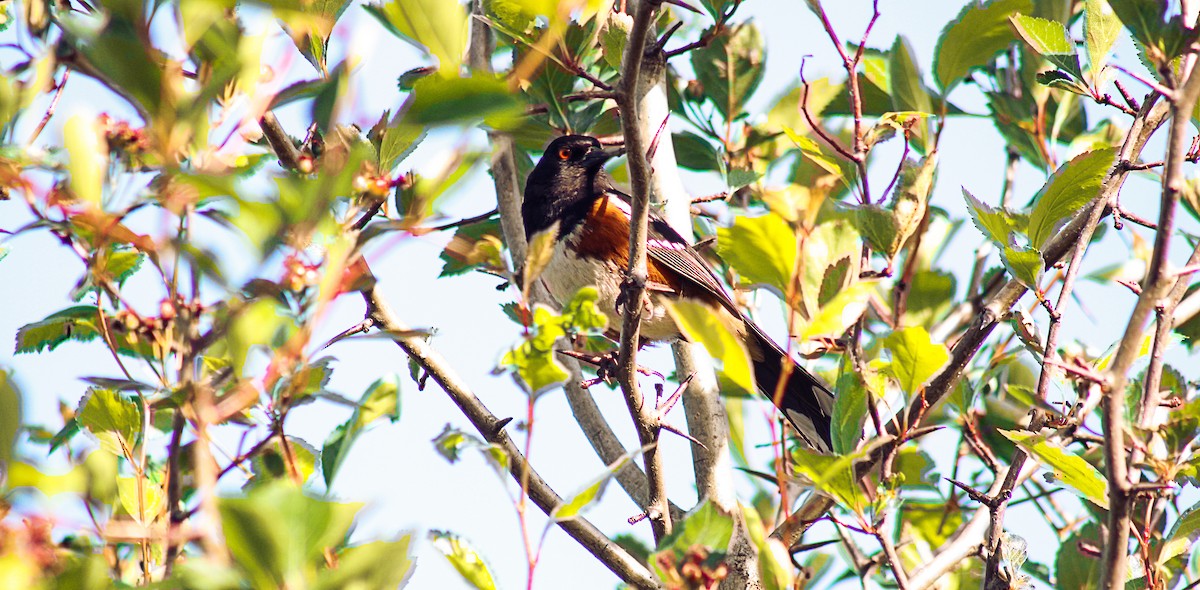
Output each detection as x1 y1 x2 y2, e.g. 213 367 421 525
522 135 835 452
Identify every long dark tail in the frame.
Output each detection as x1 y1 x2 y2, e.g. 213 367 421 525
746 323 835 453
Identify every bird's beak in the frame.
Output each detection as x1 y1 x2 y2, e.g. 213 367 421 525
583 144 625 168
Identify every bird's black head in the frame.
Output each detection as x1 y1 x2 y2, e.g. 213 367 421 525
522 135 623 241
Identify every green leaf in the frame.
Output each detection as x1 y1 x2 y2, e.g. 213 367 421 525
77 388 141 457
781 126 855 191
551 445 643 521
792 445 873 513
831 364 868 455
1002 430 1109 508
377 114 426 173
1010 14 1084 79
0 370 21 468
1001 245 1044 288
439 217 503 277
252 436 320 487
668 300 754 397
799 280 875 340
1084 0 1121 78
740 505 794 590
367 0 468 76
882 326 949 395
672 131 722 172
220 482 362 589
227 299 290 375
934 0 1033 90
64 114 107 208
1108 0 1197 66
656 500 734 553
430 530 497 590
1027 148 1115 250
962 188 1019 246
889 35 933 115
322 376 401 486
4 461 88 496
716 212 796 295
905 270 956 326
315 536 416 590
1159 501 1200 565
407 72 523 127
690 21 765 119
117 476 165 526
1056 522 1101 590
560 286 608 333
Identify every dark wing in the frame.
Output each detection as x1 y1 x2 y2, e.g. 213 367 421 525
601 187 740 315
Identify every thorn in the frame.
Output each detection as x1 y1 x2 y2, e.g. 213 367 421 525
661 0 702 14
789 539 840 553
656 373 693 415
490 416 514 438
653 20 686 53
945 477 995 507
647 115 669 162
660 421 706 449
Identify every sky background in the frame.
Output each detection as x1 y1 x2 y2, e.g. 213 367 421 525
2 1 1198 588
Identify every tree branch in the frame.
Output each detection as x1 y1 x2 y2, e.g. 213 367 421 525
615 0 672 543
1099 64 1200 590
361 286 661 589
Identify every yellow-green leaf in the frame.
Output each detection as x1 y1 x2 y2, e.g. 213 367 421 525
64 114 107 208
371 0 468 76
668 300 754 396
716 212 796 296
882 326 949 395
1001 430 1109 509
934 0 1033 90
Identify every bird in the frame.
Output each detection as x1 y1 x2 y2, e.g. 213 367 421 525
521 134 835 453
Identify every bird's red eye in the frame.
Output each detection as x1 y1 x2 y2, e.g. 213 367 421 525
558 147 572 160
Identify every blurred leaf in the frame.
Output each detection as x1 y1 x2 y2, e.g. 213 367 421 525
253 436 320 487
116 477 165 526
0 370 20 468
315 535 416 590
64 114 107 208
220 482 362 589
1084 0 1121 77
430 530 497 590
77 387 141 457
439 217 504 277
741 505 794 590
691 21 765 120
656 500 734 554
1027 148 1114 250
1159 501 1200 565
1055 522 1101 589
4 461 88 496
322 376 401 486
668 299 754 396
934 0 1033 90
551 445 644 521
716 212 796 296
1002 430 1109 508
882 326 949 395
781 126 854 192
799 280 874 340
1010 14 1083 80
367 0 468 76
407 72 522 127
227 299 289 375
905 270 956 326
792 445 872 513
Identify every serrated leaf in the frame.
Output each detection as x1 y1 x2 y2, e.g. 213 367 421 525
430 530 497 590
668 300 754 396
690 21 764 119
1027 148 1114 250
882 326 949 395
715 212 796 295
962 187 1018 246
792 444 873 513
673 131 722 172
1084 0 1121 78
1010 14 1084 79
1002 430 1109 508
656 500 734 553
77 388 141 457
934 0 1034 90
1109 0 1197 66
